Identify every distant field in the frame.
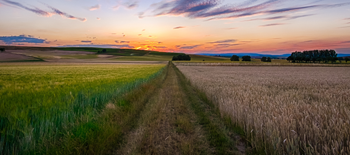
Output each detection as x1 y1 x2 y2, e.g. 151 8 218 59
0 63 165 154
178 66 350 154
0 52 42 62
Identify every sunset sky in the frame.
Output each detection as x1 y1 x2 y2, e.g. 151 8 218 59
0 0 350 54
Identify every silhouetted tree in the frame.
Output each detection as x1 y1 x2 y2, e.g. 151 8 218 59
230 55 239 61
242 56 251 61
102 49 107 53
345 57 349 63
172 54 191 61
267 57 272 62
288 49 338 63
261 57 267 62
0 48 4 52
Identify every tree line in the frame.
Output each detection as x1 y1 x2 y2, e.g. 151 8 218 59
287 50 349 63
261 57 271 62
230 55 251 61
172 54 191 61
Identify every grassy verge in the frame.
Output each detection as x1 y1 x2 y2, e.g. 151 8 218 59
173 62 246 155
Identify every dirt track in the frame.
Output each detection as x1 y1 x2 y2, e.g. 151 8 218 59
112 63 245 155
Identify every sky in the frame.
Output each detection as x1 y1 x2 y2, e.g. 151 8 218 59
0 0 350 54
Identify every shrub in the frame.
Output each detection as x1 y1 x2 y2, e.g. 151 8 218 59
345 57 349 63
172 54 191 61
242 56 251 61
261 57 267 62
230 55 239 61
0 48 4 52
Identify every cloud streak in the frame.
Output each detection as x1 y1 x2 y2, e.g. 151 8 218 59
142 0 350 21
2 0 86 21
260 23 285 27
174 26 185 29
81 40 92 43
209 39 236 44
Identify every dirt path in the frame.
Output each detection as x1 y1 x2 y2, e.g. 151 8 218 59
113 63 245 155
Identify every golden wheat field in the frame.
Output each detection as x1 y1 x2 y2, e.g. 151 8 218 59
177 66 350 155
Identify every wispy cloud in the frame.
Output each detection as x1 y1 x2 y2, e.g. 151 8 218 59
209 39 236 44
341 41 350 44
89 4 100 11
260 23 285 27
81 40 92 43
113 1 138 10
246 14 313 21
49 6 86 21
174 26 185 29
0 35 46 44
2 0 86 21
177 44 201 49
141 0 350 21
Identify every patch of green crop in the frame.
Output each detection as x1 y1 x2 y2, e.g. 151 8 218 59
0 63 165 154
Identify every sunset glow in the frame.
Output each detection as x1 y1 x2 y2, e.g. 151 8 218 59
1 0 350 54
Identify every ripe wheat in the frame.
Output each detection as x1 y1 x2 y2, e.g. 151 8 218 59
178 66 350 155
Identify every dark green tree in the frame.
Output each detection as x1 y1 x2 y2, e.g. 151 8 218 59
102 49 107 53
230 55 239 61
345 57 349 63
242 56 251 61
261 57 267 62
0 48 4 52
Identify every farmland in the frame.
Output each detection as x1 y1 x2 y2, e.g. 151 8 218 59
177 66 350 154
0 63 165 154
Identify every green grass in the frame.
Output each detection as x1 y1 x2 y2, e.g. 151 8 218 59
0 63 165 154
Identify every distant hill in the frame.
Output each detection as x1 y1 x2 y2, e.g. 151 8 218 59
197 53 350 59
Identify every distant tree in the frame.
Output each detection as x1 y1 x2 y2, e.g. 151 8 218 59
267 57 272 62
230 55 239 61
242 56 251 61
0 48 4 52
288 49 338 63
261 57 267 62
102 49 107 53
345 57 349 63
172 54 191 61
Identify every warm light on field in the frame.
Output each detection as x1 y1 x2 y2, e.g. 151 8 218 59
178 66 350 154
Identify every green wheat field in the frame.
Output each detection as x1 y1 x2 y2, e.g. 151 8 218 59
0 63 165 154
